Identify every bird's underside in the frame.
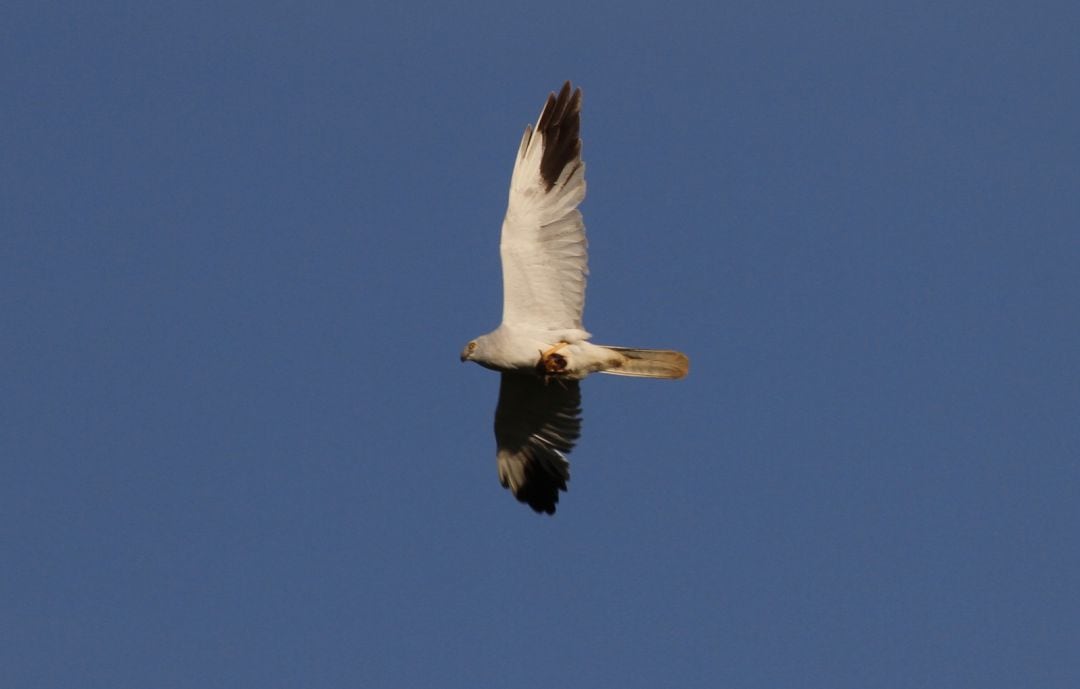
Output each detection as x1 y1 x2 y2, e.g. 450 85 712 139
461 81 689 514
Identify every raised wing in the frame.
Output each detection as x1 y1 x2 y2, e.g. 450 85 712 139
500 82 588 331
494 373 582 514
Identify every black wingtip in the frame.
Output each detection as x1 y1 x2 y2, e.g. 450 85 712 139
536 81 582 191
518 480 562 515
511 445 570 515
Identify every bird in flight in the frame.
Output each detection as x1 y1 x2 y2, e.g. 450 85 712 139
461 82 689 514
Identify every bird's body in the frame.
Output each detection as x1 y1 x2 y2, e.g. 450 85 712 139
462 82 689 514
467 326 617 380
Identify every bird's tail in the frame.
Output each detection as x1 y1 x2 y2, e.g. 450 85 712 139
598 346 690 379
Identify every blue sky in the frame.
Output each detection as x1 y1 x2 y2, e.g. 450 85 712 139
3 2 1079 687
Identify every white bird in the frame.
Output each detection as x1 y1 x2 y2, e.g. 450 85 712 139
461 82 689 514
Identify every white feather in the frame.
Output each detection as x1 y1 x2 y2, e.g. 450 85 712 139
499 112 588 331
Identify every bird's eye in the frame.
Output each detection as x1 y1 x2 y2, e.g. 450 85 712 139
468 341 477 351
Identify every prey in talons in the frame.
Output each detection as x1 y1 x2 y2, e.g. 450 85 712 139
537 342 569 384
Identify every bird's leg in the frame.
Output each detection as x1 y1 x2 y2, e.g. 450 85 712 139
537 342 570 384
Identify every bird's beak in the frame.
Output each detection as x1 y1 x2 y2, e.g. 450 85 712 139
460 349 469 363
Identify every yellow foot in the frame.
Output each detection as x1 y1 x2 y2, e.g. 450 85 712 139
540 342 569 360
537 342 570 383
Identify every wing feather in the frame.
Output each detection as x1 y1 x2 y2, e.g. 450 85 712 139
494 373 582 514
500 82 588 331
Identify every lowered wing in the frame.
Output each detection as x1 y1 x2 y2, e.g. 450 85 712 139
494 373 582 514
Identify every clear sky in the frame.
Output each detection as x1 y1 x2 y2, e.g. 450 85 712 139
3 2 1079 688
